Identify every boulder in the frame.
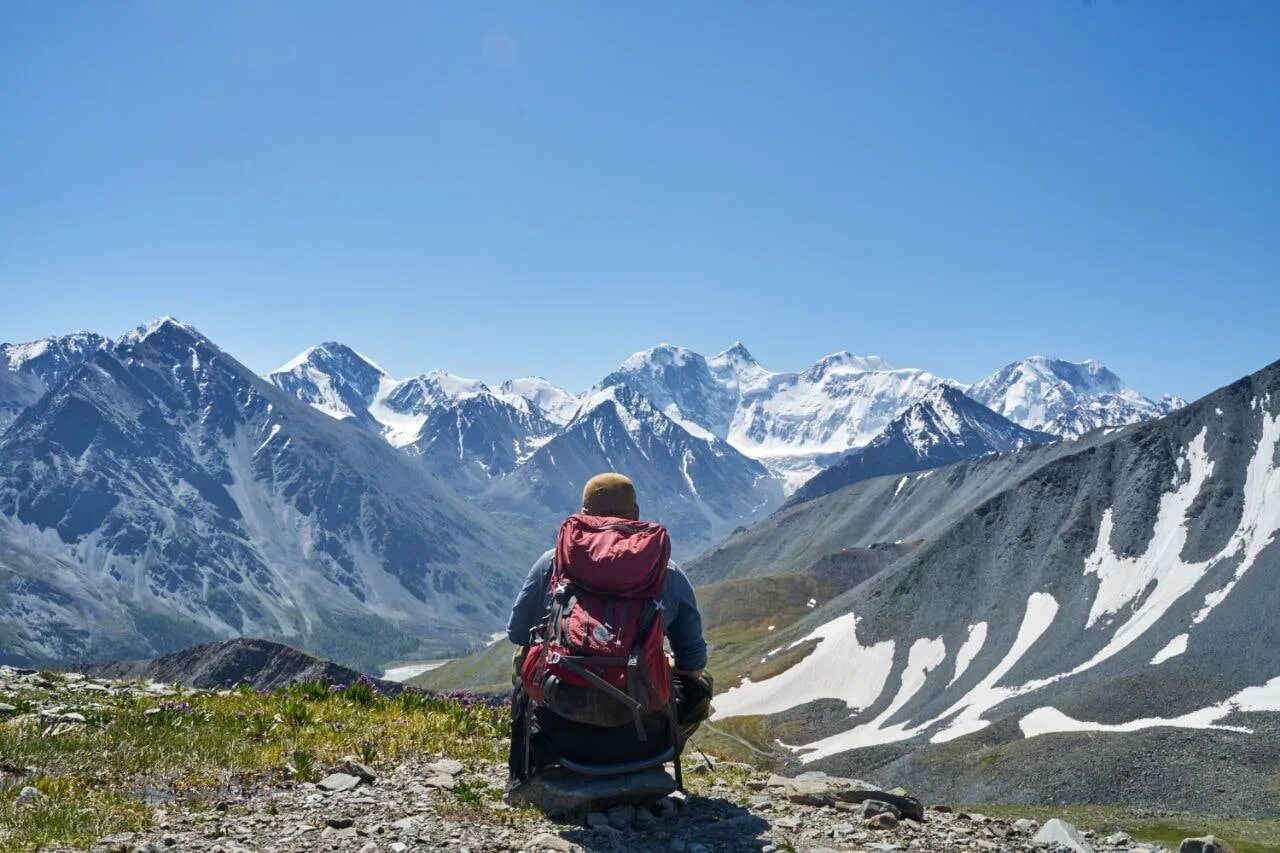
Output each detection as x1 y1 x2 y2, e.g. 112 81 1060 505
527 833 576 852
316 773 362 793
1033 819 1094 853
426 758 464 777
766 772 924 821
1178 837 1235 853
16 786 46 806
861 799 901 820
336 757 376 783
506 766 678 817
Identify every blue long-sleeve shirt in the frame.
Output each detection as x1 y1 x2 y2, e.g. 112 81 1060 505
506 548 708 673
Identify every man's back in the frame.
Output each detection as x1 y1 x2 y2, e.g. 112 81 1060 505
506 547 707 676
506 473 713 789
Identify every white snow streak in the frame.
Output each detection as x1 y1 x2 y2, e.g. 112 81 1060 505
948 622 988 686
1020 674 1280 738
711 613 895 721
1150 633 1188 665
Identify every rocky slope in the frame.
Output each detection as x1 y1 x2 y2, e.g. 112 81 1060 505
0 319 539 670
788 385 1056 506
0 332 107 435
2 664 1255 853
688 357 1280 817
81 638 404 694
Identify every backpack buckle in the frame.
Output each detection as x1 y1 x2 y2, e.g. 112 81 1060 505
548 651 562 665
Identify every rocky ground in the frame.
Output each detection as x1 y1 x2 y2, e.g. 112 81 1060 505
0 665 1261 853
35 754 1200 853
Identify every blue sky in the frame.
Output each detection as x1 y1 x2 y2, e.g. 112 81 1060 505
2 2 1277 399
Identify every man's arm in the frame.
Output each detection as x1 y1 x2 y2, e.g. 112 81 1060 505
663 564 707 677
506 549 554 646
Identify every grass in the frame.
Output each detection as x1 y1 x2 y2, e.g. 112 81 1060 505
974 804 1280 853
0 677 509 852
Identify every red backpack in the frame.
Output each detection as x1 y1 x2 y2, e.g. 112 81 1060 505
519 514 673 738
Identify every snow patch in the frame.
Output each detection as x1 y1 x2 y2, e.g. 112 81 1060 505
1150 633 1188 665
712 613 895 721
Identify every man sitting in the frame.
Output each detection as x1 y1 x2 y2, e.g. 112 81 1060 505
507 473 713 790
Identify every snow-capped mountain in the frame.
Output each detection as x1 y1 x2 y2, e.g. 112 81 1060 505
482 383 785 555
970 355 1185 438
604 344 958 490
268 349 560 493
499 377 580 425
788 385 1056 506
0 318 538 670
689 357 1280 813
380 371 557 491
0 331 107 434
266 342 390 430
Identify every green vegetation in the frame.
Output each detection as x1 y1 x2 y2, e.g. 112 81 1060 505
0 678 507 853
974 804 1280 853
412 640 513 695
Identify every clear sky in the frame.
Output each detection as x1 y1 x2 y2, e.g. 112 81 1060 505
2 3 1277 400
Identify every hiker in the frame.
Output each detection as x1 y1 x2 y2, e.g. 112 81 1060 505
506 473 712 790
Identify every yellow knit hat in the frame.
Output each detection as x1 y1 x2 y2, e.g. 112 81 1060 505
581 473 638 518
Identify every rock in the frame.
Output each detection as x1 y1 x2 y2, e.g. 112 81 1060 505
423 774 456 790
16 785 46 806
528 833 576 852
317 773 362 793
337 757 377 783
770 773 924 822
1013 818 1039 834
862 799 901 820
1033 818 1095 853
634 806 656 826
831 821 855 837
426 758 464 776
606 803 635 829
585 812 610 828
1105 831 1135 846
389 844 408 853
1179 837 1235 853
0 703 16 714
325 817 355 829
505 766 677 817
867 812 899 830
358 843 378 853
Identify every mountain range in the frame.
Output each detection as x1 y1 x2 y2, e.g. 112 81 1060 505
787 384 1057 506
0 319 537 671
0 316 1187 670
685 357 1280 815
265 338 1183 546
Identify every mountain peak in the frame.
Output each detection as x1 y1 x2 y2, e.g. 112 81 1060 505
418 369 491 398
803 351 893 379
118 316 202 347
717 341 757 362
619 343 703 372
273 342 390 379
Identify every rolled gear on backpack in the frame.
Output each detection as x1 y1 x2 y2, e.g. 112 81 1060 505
520 514 673 739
